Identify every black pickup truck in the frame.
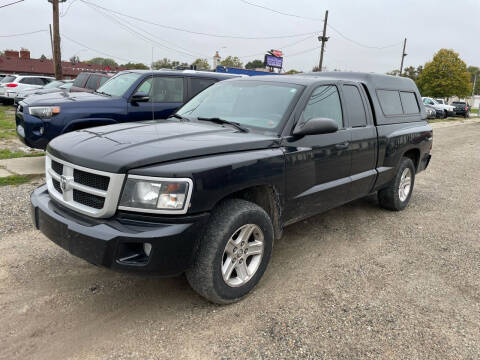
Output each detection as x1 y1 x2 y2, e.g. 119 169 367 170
31 72 432 304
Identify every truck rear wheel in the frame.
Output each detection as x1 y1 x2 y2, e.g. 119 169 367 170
186 199 274 304
378 157 415 211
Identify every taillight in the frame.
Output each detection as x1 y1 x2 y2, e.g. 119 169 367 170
5 83 18 88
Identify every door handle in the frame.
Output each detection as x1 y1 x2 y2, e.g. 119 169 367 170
335 142 349 150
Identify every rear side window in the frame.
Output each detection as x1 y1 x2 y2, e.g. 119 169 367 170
189 78 217 97
400 91 420 114
21 77 44 85
73 73 88 87
303 85 343 128
377 89 403 116
342 85 367 127
85 75 99 90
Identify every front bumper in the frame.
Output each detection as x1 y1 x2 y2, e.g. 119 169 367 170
31 185 209 275
15 107 50 149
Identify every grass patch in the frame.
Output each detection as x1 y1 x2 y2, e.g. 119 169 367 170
471 108 478 114
0 105 16 139
0 149 44 160
0 174 38 187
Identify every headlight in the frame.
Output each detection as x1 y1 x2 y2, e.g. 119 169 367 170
118 175 193 214
29 106 60 118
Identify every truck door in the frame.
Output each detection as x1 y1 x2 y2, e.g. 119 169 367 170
283 84 351 222
127 76 186 122
341 83 377 200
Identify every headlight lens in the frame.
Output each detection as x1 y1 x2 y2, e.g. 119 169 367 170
29 106 60 118
119 176 192 213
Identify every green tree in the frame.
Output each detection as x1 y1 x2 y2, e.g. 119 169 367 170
417 49 471 97
284 69 302 75
69 55 80 64
402 65 423 81
120 62 149 70
40 54 48 61
190 58 210 70
152 58 188 70
86 57 118 68
220 56 243 68
245 59 264 69
467 66 480 95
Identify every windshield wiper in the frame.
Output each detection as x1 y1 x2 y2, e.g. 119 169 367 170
95 91 111 96
168 113 189 121
197 117 249 133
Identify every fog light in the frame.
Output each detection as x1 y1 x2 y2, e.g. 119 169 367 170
39 126 44 135
143 242 152 256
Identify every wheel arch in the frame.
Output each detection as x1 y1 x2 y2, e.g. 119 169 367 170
220 184 283 240
402 148 420 172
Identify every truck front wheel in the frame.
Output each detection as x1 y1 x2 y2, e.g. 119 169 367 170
378 157 415 211
186 199 274 304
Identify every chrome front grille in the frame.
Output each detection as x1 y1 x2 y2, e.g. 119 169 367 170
46 153 125 218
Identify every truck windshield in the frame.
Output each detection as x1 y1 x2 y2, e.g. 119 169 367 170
96 72 142 97
177 80 302 131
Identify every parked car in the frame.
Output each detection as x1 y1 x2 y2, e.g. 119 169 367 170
16 70 241 149
0 73 10 82
422 97 454 118
30 72 433 304
69 71 114 93
451 101 470 118
0 75 54 104
14 80 73 105
424 104 437 119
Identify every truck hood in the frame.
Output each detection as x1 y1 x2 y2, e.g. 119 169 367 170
23 91 114 106
47 120 280 173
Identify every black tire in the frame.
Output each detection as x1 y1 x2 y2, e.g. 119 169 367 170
443 110 448 119
465 112 470 118
186 199 274 304
378 157 415 211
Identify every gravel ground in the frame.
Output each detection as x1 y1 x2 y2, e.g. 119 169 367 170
1 121 479 360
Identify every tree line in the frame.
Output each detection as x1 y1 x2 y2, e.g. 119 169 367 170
387 49 476 98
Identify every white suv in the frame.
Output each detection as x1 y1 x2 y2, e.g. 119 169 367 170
0 75 55 104
422 97 455 118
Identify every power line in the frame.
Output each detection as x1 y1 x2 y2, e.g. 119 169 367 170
237 0 321 21
62 34 134 63
0 29 48 37
327 24 402 50
82 2 207 59
237 0 402 50
0 0 24 9
79 0 318 40
60 0 79 17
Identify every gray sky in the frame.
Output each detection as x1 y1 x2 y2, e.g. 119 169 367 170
1 0 479 73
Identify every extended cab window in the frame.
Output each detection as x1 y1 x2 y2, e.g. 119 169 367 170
342 85 367 127
189 78 216 97
303 85 343 128
400 91 420 114
136 77 184 102
377 89 403 116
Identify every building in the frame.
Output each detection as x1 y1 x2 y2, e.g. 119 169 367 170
0 50 122 79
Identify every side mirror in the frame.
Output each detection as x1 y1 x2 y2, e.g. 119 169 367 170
131 91 150 103
293 117 338 136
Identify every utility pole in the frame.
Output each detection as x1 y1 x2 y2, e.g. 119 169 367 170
399 38 407 76
472 74 476 98
50 0 63 79
318 10 329 72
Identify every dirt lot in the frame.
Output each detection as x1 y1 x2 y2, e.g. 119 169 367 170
1 121 479 360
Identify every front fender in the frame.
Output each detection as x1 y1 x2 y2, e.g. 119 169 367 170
62 118 117 133
128 148 286 214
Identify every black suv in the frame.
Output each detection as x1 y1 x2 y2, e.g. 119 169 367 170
31 72 433 304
